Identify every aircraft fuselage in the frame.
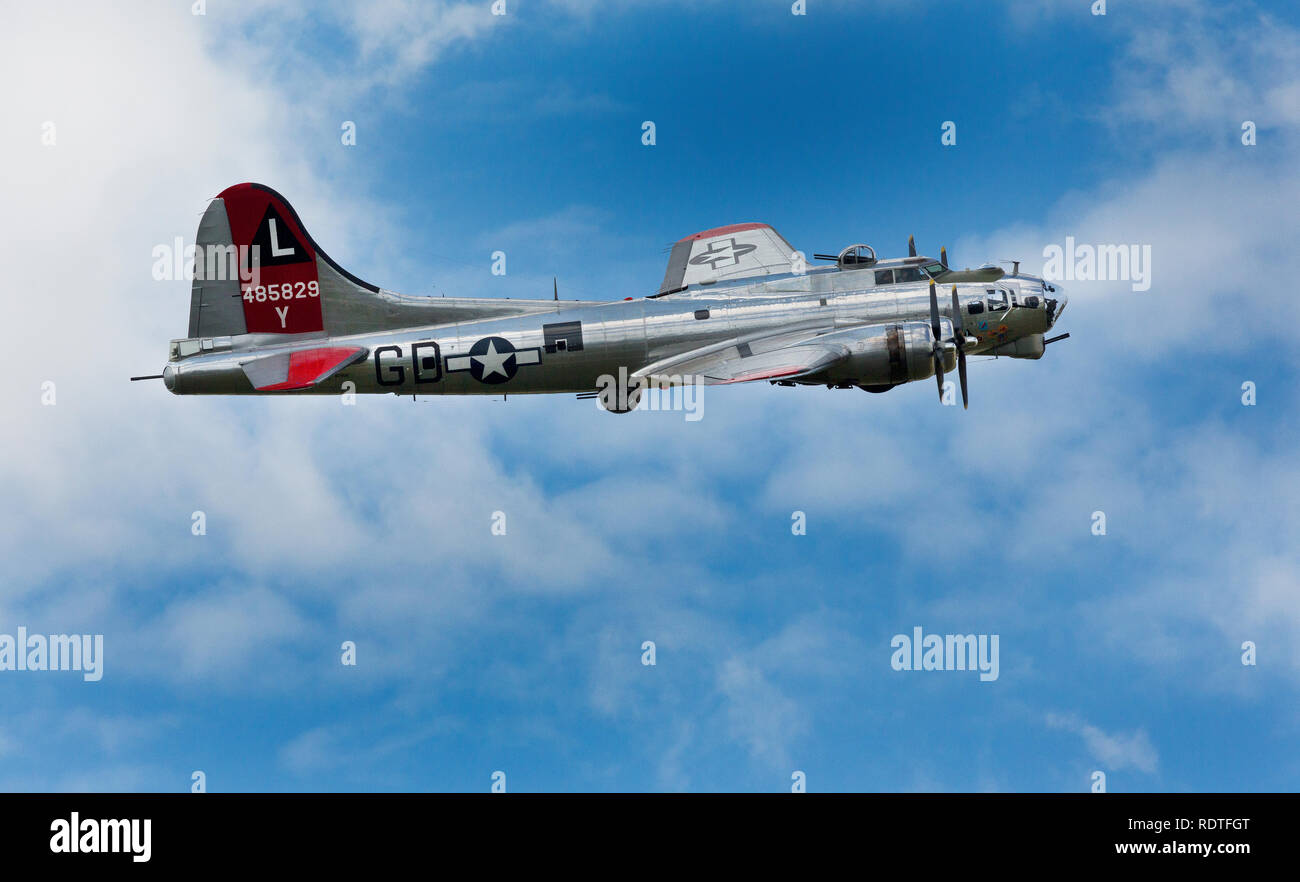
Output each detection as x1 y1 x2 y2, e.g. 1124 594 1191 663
164 271 1062 397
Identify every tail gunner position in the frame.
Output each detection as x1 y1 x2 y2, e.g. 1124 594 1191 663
135 184 1068 410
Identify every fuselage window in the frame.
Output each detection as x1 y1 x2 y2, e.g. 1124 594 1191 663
967 300 985 315
694 309 710 320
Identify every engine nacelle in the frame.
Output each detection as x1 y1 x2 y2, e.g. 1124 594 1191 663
823 321 955 387
989 332 1044 360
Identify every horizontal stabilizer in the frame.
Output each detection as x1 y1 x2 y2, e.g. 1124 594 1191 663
660 222 798 294
241 346 368 391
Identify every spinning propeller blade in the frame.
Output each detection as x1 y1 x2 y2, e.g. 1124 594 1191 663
927 280 972 409
929 280 945 402
951 283 968 410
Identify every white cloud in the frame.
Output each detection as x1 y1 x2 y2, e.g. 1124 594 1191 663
146 585 313 681
1107 2 1300 134
716 656 808 770
1046 712 1159 774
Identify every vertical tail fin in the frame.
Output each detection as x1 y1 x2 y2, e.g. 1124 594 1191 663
190 182 392 339
187 192 244 338
189 183 340 337
185 183 579 343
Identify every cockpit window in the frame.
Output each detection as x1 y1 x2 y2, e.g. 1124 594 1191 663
874 270 894 285
921 262 945 277
895 267 925 283
986 288 1008 310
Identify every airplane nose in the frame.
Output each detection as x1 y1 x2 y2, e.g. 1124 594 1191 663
1044 282 1067 327
162 363 177 393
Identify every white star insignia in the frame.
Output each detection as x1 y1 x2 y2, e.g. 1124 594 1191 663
473 340 512 378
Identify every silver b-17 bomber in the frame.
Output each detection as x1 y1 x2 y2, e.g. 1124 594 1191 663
137 183 1069 410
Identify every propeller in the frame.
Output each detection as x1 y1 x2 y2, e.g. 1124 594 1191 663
928 280 945 403
950 283 969 409
928 280 971 409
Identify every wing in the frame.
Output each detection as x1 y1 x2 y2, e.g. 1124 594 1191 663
633 330 848 386
241 345 368 391
659 223 798 294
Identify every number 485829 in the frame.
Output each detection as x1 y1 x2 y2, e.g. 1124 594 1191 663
242 280 319 302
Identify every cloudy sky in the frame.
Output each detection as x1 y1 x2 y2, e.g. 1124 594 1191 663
1 0 1297 791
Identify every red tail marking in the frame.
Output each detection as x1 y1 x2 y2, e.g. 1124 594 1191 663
219 183 324 335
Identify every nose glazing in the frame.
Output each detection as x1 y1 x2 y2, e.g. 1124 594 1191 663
1043 282 1067 328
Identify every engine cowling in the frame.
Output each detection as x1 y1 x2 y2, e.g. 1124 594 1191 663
989 332 1044 360
823 321 956 387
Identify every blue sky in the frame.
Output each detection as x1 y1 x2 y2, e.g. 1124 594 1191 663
2 0 1298 792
